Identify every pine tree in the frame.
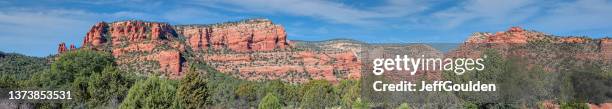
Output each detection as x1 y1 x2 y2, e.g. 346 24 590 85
176 66 209 108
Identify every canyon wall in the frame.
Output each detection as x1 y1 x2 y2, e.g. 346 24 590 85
70 19 360 82
81 20 186 78
60 22 611 83
175 19 288 52
602 38 612 60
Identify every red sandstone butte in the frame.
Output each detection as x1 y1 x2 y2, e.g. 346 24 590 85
450 26 612 74
466 27 533 44
111 43 157 57
58 42 77 54
108 21 176 45
72 19 361 82
80 20 186 77
558 37 587 43
175 19 288 52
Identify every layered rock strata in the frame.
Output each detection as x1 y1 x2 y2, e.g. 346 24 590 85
72 19 360 82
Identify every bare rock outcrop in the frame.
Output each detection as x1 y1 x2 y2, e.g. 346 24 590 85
58 42 67 54
71 19 360 82
204 50 361 83
175 19 288 52
601 38 612 59
57 42 77 54
80 20 186 78
449 26 612 72
465 27 546 44
82 22 107 47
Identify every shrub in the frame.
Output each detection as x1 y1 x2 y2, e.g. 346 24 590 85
120 76 177 109
397 103 410 109
258 93 282 109
300 80 340 108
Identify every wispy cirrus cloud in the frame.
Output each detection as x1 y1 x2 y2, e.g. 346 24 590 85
531 0 612 35
430 0 540 29
162 7 242 24
194 0 428 26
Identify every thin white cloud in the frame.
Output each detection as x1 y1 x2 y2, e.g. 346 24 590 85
0 9 92 56
194 0 427 26
432 0 539 29
531 0 612 34
162 8 233 24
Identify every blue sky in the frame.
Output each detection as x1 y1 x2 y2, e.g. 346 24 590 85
1 0 611 57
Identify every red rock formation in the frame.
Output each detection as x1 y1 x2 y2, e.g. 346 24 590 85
155 50 183 76
58 43 77 54
203 50 361 83
601 38 612 59
69 44 76 50
58 42 67 54
558 37 587 43
83 22 107 47
108 21 177 46
176 19 289 52
465 27 600 45
184 28 209 51
590 103 612 109
71 19 360 82
466 27 536 44
79 20 186 77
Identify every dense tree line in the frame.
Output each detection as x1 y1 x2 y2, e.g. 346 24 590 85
0 50 367 108
2 48 607 108
443 49 608 109
0 51 49 89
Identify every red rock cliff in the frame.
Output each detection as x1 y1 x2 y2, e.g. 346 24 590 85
73 19 359 82
602 38 612 59
450 27 612 73
466 27 546 44
175 19 288 52
80 20 186 78
69 44 76 50
83 22 107 47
